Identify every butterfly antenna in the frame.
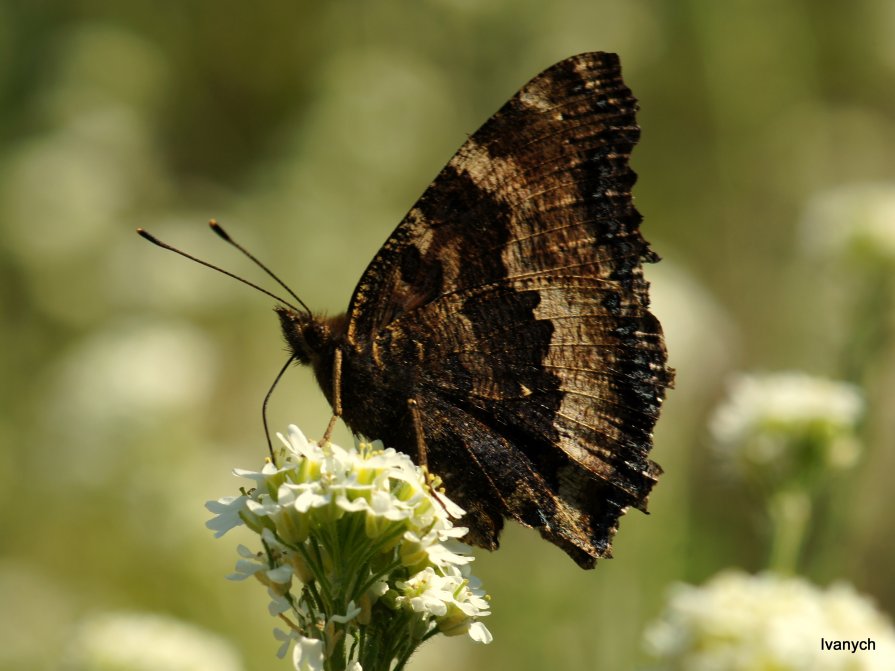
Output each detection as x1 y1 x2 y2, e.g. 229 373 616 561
136 228 304 313
209 220 311 315
263 354 296 459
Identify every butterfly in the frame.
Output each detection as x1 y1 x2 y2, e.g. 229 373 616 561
140 51 672 569
277 52 673 568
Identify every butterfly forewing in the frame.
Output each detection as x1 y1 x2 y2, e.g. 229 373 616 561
335 52 672 568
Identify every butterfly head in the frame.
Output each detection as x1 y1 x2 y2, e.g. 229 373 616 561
276 306 344 366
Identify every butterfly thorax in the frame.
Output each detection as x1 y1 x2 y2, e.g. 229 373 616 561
277 306 415 448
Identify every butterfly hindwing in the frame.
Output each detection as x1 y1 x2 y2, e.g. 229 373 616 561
366 273 666 567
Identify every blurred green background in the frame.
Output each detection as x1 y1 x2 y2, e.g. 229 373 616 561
2 1 894 669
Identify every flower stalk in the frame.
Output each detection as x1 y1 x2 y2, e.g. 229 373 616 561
710 371 864 574
766 489 810 575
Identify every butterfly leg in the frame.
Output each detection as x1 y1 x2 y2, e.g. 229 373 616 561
406 398 428 468
322 348 343 444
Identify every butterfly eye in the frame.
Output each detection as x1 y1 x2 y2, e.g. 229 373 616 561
276 307 312 364
303 321 329 353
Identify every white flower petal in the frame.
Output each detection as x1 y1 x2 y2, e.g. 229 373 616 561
273 628 296 659
432 489 466 518
286 424 311 451
467 621 493 644
266 564 293 584
292 635 325 671
331 600 362 624
204 495 248 537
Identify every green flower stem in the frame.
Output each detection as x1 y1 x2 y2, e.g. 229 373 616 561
767 489 811 574
383 610 417 671
842 260 893 385
329 629 347 671
358 607 394 671
355 558 402 600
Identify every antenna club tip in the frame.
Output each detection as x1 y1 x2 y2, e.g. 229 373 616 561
209 219 232 242
136 228 160 244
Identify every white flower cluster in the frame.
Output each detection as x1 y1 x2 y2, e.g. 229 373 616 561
644 571 895 671
61 611 243 671
800 182 895 265
206 425 491 671
709 372 863 486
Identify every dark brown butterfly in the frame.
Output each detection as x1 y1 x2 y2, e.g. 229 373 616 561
142 52 672 569
278 52 672 568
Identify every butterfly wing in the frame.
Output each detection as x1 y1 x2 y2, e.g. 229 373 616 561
342 52 672 567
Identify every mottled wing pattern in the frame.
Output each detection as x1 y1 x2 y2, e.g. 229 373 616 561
345 52 672 568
